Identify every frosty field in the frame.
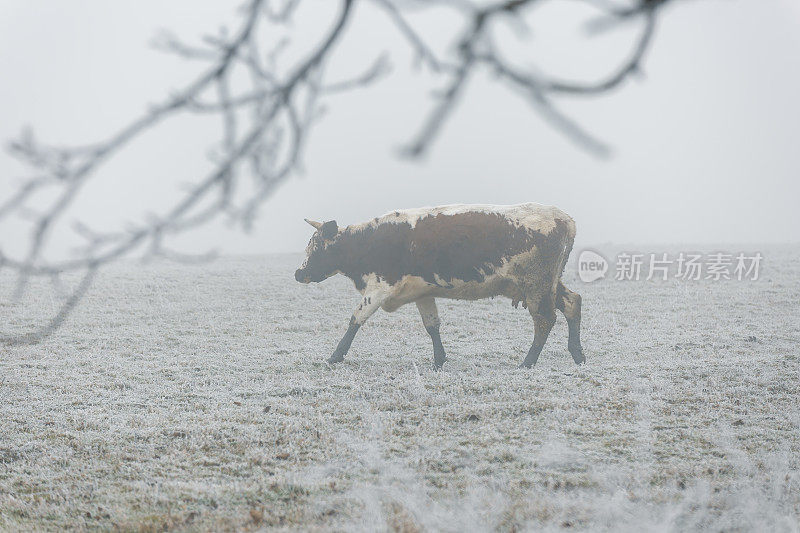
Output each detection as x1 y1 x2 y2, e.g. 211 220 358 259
1 247 799 531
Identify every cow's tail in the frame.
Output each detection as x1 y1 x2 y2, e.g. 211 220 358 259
542 212 575 306
557 213 577 278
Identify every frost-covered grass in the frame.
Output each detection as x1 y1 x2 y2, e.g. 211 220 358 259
1 248 799 531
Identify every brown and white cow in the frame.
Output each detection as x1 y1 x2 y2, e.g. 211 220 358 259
295 203 584 368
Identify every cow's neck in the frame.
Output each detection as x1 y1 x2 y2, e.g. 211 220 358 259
330 226 396 291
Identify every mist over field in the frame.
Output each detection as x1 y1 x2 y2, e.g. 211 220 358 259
2 248 798 531
2 0 800 531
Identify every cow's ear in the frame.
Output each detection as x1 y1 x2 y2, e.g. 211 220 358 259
320 220 338 240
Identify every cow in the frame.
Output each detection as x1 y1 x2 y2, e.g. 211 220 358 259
295 203 584 369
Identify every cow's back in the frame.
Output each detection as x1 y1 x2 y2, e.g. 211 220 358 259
340 203 574 287
376 203 571 236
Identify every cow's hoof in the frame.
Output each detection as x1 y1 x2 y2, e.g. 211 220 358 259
519 363 533 369
327 353 345 364
571 350 585 365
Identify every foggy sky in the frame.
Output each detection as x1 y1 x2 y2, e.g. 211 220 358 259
1 0 799 257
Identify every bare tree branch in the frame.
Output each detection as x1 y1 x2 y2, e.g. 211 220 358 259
382 0 668 156
0 0 363 344
546 8 657 94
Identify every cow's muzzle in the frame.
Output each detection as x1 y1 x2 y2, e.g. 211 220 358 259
295 269 311 283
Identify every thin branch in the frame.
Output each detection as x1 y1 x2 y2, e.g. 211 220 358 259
402 62 473 157
374 0 445 72
546 9 657 94
1 266 97 345
321 53 393 93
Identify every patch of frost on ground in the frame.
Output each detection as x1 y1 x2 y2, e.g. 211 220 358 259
1 247 799 531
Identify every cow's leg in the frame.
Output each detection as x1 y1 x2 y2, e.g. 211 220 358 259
415 297 446 369
328 292 385 364
556 281 585 364
521 296 556 368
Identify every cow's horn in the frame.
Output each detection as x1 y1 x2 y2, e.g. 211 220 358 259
304 218 323 230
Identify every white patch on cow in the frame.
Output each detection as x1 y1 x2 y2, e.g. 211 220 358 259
347 272 393 323
415 297 440 328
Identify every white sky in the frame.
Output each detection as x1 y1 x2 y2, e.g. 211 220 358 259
0 0 799 257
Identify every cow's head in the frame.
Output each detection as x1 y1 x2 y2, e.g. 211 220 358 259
295 218 340 283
